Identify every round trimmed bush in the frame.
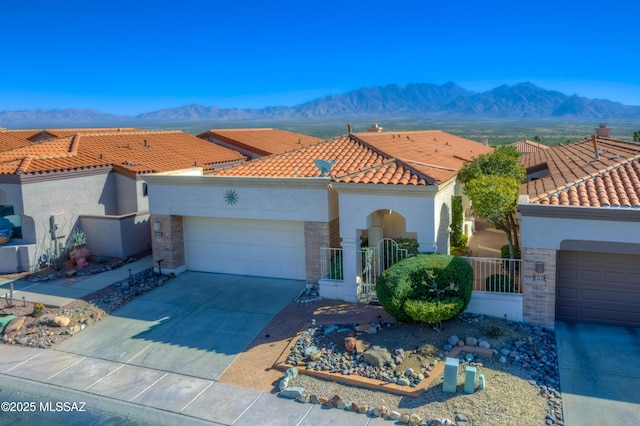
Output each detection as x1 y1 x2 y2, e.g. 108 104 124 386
376 254 473 323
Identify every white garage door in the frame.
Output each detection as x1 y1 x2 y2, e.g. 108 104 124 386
184 217 306 280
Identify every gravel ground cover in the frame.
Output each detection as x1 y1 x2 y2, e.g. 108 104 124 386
279 308 563 426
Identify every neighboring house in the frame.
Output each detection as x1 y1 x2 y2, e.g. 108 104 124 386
0 128 246 273
508 139 549 154
517 133 640 328
197 128 322 159
145 130 492 303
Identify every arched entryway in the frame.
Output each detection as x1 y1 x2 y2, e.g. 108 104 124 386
357 209 416 301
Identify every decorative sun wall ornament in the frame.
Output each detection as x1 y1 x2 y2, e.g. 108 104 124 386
224 189 239 205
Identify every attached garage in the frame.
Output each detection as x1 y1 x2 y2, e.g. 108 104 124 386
556 250 640 327
184 217 306 280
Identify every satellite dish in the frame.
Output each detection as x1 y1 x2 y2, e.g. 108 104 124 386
314 159 336 177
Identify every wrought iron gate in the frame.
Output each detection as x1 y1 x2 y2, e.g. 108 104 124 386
358 238 409 302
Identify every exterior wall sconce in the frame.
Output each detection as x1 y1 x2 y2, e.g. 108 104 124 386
535 261 545 273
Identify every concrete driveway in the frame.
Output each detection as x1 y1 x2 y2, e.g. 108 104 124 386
56 272 305 380
555 321 640 426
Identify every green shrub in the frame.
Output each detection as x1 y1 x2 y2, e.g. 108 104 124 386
485 273 517 292
500 244 521 259
395 238 419 256
450 196 465 248
404 297 465 323
376 254 474 323
480 324 505 338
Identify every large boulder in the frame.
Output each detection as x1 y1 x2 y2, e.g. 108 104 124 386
363 345 392 368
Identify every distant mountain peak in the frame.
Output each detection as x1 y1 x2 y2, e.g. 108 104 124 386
1 82 639 126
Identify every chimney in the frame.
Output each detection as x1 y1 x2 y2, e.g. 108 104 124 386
594 123 611 138
347 123 352 134
367 123 383 132
592 134 600 161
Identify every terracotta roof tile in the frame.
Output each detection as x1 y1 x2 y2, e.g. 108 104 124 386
508 139 549 154
351 131 493 183
198 128 322 156
213 131 490 186
523 137 640 207
530 159 640 208
0 129 246 175
0 132 33 150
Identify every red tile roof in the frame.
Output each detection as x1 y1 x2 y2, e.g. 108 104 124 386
0 129 246 175
213 131 492 186
198 128 322 156
1 128 141 142
521 137 640 207
508 139 549 154
352 131 493 183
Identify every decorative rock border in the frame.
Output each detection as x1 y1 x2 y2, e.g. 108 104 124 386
274 329 493 397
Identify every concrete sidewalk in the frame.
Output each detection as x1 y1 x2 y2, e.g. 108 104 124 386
0 257 154 307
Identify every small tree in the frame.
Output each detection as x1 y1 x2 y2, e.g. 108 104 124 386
634 131 640 142
458 146 525 259
449 196 464 249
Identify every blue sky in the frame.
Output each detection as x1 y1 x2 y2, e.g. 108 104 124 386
2 0 639 115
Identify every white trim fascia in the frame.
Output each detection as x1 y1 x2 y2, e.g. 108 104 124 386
143 173 332 190
332 181 441 196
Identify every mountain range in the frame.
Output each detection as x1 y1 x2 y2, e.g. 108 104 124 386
2 82 639 127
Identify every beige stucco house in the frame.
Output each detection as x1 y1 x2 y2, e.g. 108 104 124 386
145 130 493 303
518 133 640 328
0 128 246 273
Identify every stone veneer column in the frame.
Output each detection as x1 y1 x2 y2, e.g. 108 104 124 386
150 214 185 272
304 221 330 283
522 247 557 328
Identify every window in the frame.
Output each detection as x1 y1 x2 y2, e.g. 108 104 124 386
142 183 148 197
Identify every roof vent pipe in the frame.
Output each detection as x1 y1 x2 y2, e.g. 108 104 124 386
347 123 352 134
592 134 600 161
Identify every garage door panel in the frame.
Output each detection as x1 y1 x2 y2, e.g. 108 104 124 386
603 290 626 303
557 286 578 299
184 217 305 280
580 270 601 281
557 250 640 327
604 271 625 283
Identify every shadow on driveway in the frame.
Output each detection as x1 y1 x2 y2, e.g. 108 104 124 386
55 272 305 380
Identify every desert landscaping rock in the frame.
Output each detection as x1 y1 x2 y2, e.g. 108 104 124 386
1 266 169 348
287 312 562 426
51 315 70 327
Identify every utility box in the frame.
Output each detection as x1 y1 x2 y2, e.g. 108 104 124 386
464 365 477 394
443 357 459 393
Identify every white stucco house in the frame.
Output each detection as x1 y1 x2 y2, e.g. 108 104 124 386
0 128 246 273
145 130 493 303
517 131 640 328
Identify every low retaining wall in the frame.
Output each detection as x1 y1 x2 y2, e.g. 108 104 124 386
465 291 523 322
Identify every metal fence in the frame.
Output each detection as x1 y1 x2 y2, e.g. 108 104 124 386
460 256 522 294
320 247 343 281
